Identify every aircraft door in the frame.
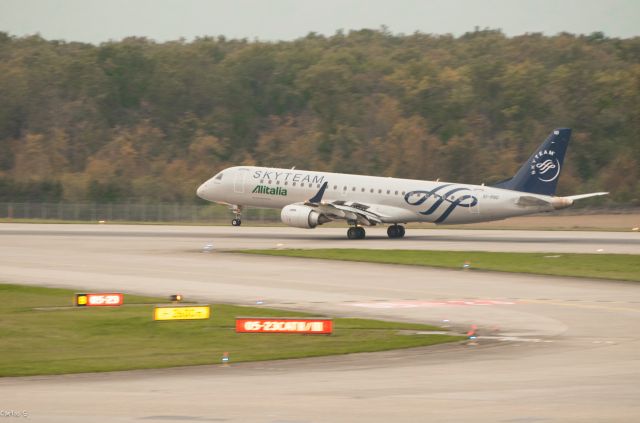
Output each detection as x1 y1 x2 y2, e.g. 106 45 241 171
234 168 249 194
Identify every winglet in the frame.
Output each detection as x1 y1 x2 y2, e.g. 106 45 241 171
308 181 328 204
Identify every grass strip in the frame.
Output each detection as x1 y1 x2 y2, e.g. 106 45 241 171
237 249 640 282
0 284 461 377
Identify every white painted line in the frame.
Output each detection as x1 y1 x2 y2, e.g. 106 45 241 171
345 299 516 309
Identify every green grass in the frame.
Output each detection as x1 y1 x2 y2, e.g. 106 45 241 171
0 284 461 377
237 249 640 282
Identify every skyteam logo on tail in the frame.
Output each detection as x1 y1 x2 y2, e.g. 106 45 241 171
530 149 560 182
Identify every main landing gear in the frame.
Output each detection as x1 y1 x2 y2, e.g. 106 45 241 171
346 225 404 239
347 226 366 240
231 205 242 226
387 224 405 239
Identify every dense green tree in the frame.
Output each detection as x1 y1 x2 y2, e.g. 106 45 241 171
0 30 637 204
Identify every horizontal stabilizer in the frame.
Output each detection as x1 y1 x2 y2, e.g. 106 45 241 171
564 192 609 201
551 192 608 209
517 192 608 210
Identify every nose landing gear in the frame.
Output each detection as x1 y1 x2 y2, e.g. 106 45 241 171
387 224 405 238
230 205 243 227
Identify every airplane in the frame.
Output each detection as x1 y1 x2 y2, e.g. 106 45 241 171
196 128 608 239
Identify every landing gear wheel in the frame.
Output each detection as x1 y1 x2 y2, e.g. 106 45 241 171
230 205 243 227
347 227 366 240
387 224 405 238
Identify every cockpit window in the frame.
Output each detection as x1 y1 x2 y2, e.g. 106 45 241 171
214 172 224 181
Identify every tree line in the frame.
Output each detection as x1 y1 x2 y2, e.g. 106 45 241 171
0 29 638 204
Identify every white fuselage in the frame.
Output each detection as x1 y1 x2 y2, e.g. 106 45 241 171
197 166 558 225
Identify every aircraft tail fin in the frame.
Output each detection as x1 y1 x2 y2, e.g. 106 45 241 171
493 128 571 196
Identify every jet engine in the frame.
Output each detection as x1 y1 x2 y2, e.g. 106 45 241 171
281 205 331 229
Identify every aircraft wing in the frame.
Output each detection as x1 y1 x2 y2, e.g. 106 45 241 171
303 182 388 226
315 201 388 225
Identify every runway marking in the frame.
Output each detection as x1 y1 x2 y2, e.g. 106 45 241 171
521 299 640 314
481 335 548 343
345 299 516 309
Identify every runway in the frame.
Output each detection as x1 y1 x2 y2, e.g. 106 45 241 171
0 224 639 422
2 222 639 253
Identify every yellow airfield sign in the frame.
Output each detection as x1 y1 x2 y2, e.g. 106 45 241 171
153 305 211 321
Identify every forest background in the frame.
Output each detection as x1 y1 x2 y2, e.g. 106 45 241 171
0 29 638 205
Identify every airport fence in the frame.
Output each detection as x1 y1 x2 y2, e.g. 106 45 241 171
0 202 282 224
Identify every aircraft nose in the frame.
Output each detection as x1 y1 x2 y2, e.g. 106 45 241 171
196 181 209 200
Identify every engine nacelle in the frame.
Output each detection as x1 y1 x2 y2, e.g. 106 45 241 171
281 205 330 229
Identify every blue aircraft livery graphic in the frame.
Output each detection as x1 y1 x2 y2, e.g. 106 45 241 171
404 184 478 223
492 128 570 196
531 150 561 182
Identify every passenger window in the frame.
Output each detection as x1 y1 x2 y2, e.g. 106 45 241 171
378 189 382 194
361 188 365 192
386 190 390 194
293 182 297 187
333 185 337 190
370 188 374 193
